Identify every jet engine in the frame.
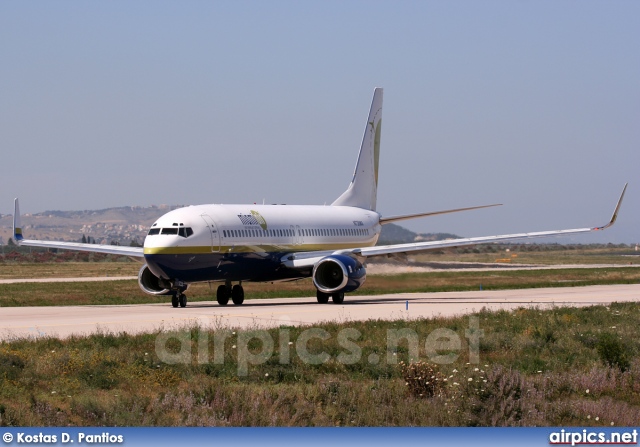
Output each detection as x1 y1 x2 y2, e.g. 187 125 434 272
138 264 173 296
312 255 366 294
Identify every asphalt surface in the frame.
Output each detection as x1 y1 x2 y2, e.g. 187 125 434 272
1 284 637 340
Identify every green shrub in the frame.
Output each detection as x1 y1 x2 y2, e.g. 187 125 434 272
596 332 630 371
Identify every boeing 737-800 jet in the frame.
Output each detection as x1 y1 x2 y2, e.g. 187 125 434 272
13 88 627 308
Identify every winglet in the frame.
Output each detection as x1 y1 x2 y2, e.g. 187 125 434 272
593 183 627 231
13 198 24 243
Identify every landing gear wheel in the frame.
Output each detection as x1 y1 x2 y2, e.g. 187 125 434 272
216 285 230 306
231 285 245 305
316 291 330 304
171 294 179 308
179 293 187 308
331 292 345 304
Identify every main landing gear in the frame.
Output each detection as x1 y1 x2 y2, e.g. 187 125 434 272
316 290 345 304
171 292 187 308
216 280 245 306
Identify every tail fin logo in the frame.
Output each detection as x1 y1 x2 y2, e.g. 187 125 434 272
374 119 381 187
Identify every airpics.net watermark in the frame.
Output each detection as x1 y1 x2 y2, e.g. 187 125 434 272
154 316 483 376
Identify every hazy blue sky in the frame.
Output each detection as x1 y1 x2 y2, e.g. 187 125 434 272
1 2 638 243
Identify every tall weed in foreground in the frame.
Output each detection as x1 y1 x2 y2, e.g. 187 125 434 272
399 361 446 398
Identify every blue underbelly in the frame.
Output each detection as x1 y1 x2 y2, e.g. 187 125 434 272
144 252 311 283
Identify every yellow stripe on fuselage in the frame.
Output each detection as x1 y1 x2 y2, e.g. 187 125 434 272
143 241 375 256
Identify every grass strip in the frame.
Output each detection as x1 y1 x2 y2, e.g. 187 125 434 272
1 267 639 307
1 302 639 426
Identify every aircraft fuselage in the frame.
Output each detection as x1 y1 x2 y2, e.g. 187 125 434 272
143 204 381 283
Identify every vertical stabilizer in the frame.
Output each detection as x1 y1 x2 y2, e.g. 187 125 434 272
332 88 383 211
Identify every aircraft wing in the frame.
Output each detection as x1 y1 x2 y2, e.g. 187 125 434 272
12 199 145 258
282 183 627 269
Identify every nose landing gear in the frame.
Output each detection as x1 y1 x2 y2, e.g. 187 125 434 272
169 280 188 308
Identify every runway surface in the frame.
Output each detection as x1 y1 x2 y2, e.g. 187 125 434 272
1 284 637 340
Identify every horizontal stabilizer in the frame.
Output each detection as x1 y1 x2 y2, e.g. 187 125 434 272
380 203 502 225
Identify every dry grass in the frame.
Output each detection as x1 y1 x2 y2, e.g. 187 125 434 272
1 302 639 426
1 263 639 307
411 246 638 265
0 262 139 279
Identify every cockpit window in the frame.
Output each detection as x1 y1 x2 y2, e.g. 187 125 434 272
149 227 193 237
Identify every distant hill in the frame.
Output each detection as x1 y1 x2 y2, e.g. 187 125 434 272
0 205 182 246
0 206 459 246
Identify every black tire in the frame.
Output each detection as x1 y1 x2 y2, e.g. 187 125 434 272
171 294 179 308
216 285 230 306
231 285 245 305
179 293 187 308
331 292 345 304
316 291 330 304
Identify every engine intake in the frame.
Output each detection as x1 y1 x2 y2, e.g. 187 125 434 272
138 264 173 296
312 255 366 294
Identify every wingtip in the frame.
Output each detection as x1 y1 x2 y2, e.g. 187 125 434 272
593 182 627 231
13 197 23 242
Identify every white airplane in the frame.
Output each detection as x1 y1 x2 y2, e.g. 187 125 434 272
13 88 627 308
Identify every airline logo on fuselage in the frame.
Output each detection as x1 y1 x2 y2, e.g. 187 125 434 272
237 210 268 230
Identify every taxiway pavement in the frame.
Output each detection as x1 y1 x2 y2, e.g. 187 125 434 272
1 284 637 340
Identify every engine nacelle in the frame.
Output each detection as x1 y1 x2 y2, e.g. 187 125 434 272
312 255 366 294
138 264 173 296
